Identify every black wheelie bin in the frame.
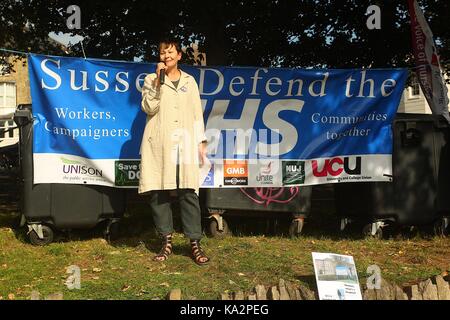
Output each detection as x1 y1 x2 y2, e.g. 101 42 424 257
14 104 126 245
202 186 312 238
334 113 450 238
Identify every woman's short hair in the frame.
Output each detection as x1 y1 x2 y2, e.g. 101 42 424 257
158 39 181 53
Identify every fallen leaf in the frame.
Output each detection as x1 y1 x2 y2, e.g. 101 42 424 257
2 264 7 268
109 251 120 255
159 282 169 287
92 268 102 273
92 276 100 280
229 280 236 285
121 285 131 292
0 296 3 300
8 294 15 300
237 273 245 276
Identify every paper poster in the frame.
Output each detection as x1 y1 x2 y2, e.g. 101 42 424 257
312 252 362 300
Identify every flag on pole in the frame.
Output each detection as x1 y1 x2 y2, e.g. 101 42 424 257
407 0 449 122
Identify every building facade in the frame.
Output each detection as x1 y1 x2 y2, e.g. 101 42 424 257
397 75 450 115
0 55 30 147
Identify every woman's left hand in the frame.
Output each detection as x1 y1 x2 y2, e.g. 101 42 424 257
198 142 207 165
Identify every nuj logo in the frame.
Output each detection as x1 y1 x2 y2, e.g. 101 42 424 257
286 164 302 173
312 156 361 177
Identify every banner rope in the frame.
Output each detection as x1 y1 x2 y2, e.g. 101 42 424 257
0 47 446 72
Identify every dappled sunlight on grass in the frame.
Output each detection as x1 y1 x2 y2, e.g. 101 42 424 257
0 208 449 299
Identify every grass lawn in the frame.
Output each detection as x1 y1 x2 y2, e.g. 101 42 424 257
0 196 449 300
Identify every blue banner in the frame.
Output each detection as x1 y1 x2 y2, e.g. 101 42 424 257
28 54 407 187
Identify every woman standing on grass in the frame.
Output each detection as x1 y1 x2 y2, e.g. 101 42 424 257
138 38 210 266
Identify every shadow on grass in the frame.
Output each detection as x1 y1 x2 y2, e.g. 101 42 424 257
0 199 20 228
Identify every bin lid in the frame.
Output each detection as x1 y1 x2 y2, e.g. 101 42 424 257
13 104 32 126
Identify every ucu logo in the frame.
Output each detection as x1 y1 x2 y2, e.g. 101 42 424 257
312 157 361 177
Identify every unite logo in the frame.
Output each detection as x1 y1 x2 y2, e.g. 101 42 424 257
312 156 361 177
260 161 273 175
255 161 274 185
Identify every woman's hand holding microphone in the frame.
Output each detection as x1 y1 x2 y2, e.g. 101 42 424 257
156 62 167 87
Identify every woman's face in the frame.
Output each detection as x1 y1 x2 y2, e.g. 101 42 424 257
159 45 181 68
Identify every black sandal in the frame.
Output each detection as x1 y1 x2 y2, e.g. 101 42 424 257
190 240 210 266
153 234 173 262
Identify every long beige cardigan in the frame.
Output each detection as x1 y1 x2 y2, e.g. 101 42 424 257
138 70 207 195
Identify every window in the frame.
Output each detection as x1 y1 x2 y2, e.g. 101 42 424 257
0 82 18 143
409 74 420 99
0 82 16 114
0 120 15 139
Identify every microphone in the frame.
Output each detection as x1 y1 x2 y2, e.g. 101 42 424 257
159 63 165 85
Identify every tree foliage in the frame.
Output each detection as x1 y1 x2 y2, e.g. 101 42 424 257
1 0 449 76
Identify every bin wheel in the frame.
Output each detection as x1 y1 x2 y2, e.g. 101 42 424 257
362 224 383 239
105 221 120 242
433 219 448 237
209 218 231 238
29 225 54 246
289 218 304 238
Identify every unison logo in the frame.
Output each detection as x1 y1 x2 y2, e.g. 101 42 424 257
61 157 103 177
